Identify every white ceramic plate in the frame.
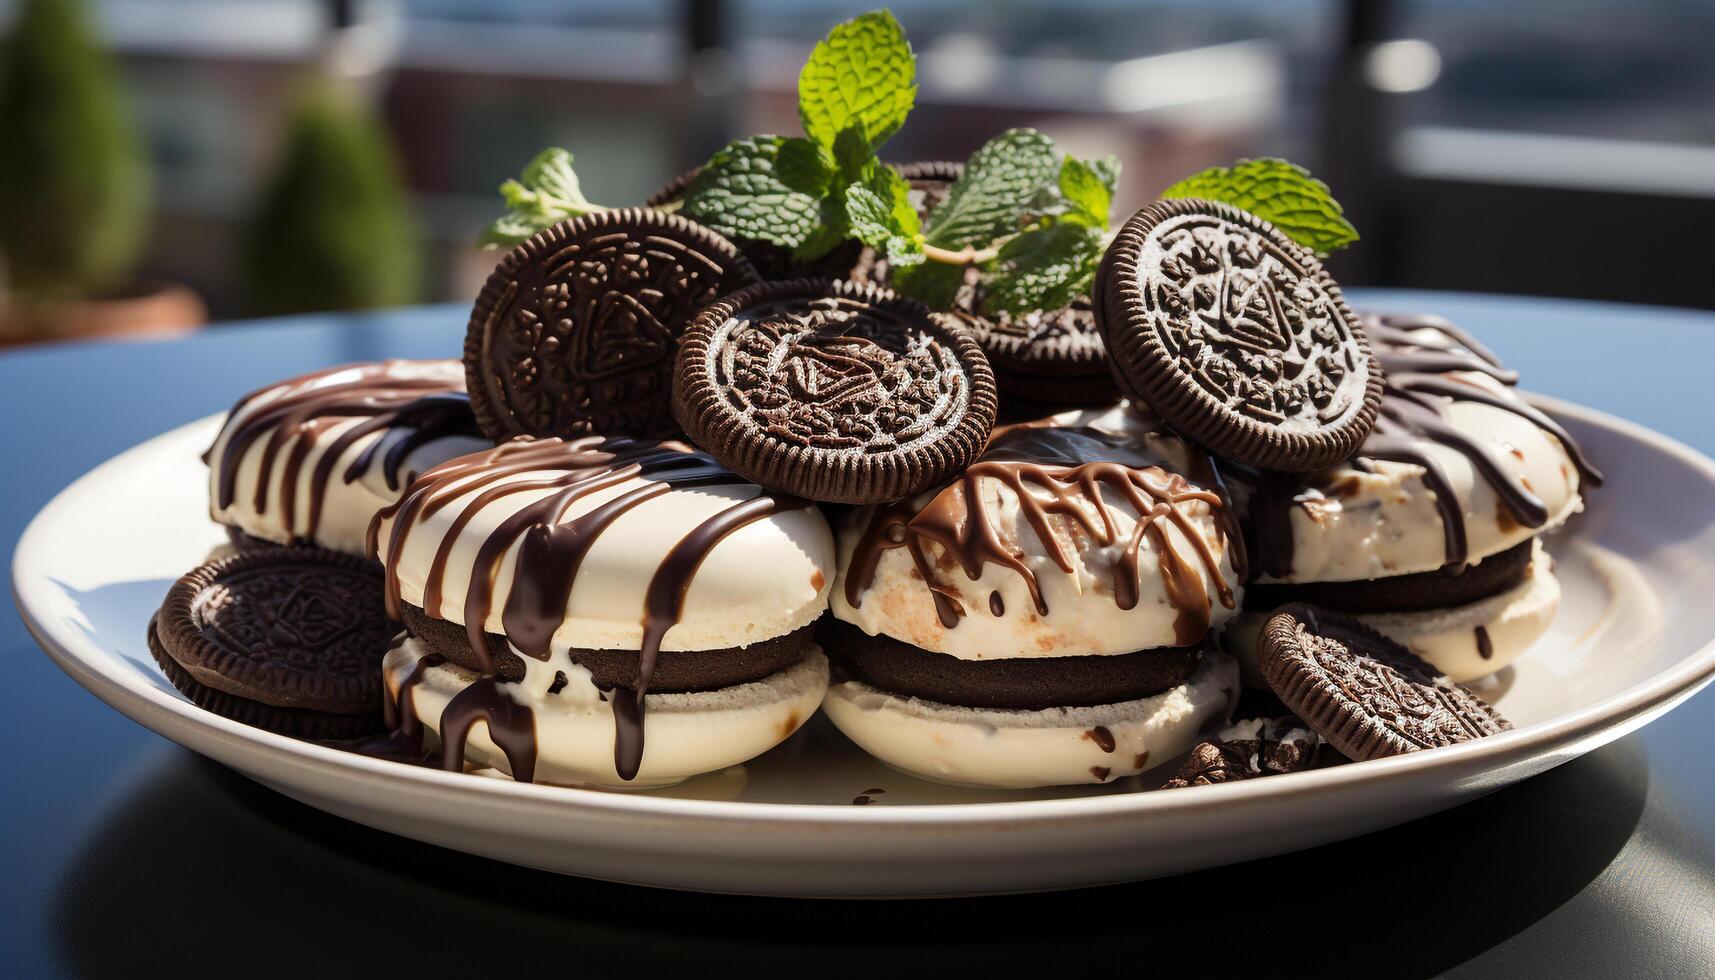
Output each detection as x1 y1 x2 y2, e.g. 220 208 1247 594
15 399 1715 898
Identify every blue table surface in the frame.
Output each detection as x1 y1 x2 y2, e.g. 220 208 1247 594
3 290 1713 978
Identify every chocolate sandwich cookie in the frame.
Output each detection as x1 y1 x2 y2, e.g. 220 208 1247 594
648 167 863 282
147 616 384 739
947 300 1118 415
205 360 488 558
1159 716 1321 789
1095 198 1382 471
156 548 393 714
464 207 759 441
1223 312 1599 683
822 403 1245 788
371 435 834 788
674 279 998 504
1259 604 1510 760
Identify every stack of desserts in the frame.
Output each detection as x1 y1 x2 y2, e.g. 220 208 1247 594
146 68 1595 792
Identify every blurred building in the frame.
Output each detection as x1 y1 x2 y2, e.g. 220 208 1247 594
10 0 1714 316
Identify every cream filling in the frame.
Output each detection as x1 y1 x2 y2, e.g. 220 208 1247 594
1258 373 1585 583
384 637 828 790
822 649 1238 789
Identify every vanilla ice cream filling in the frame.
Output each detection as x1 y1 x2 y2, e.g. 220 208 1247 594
1254 373 1586 584
385 637 828 789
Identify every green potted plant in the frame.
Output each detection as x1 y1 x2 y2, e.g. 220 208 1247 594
240 80 422 317
0 0 204 345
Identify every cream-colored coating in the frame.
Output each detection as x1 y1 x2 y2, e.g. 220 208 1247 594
384 637 828 789
1223 542 1559 684
1259 368 1584 583
831 403 1241 660
374 459 835 653
206 360 489 556
822 648 1238 789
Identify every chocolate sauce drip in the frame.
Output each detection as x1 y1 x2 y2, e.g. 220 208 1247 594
845 423 1238 645
372 436 804 782
439 677 538 782
1245 313 1602 576
1475 625 1494 660
1087 725 1116 753
210 362 480 542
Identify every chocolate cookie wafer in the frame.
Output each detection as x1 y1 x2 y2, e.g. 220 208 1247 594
464 207 759 441
1095 198 1382 471
147 616 384 739
947 299 1118 414
1259 603 1510 759
673 279 998 504
155 548 393 714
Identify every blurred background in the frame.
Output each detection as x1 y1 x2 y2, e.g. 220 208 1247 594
1 0 1712 346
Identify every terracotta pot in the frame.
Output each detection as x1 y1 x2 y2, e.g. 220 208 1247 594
0 279 207 348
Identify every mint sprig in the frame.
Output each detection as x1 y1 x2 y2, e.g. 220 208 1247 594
974 153 1118 315
1161 158 1358 255
687 10 916 261
846 164 923 267
480 148 602 248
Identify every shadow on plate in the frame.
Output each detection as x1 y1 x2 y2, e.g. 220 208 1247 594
49 736 1653 979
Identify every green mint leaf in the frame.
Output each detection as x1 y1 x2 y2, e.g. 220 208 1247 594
774 137 835 197
891 259 967 309
1161 157 1358 254
924 128 1057 250
520 147 589 208
793 197 853 261
685 136 823 248
1057 156 1112 228
479 211 550 249
498 178 535 210
481 147 596 248
982 222 1103 315
845 184 894 242
1088 154 1121 198
831 124 877 184
845 167 923 267
798 10 917 151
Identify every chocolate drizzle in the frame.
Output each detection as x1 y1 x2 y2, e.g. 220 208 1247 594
1248 313 1602 576
209 361 481 542
844 422 1238 646
371 436 805 782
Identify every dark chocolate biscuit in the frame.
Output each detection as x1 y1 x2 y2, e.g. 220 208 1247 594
947 299 1119 413
647 167 862 282
156 548 393 714
464 207 759 441
674 279 999 504
400 604 815 691
1095 198 1382 471
147 616 384 739
822 617 1201 710
1159 717 1320 789
1245 538 1535 615
1259 603 1510 759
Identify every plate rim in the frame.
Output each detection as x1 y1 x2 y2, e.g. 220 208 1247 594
15 396 1715 828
